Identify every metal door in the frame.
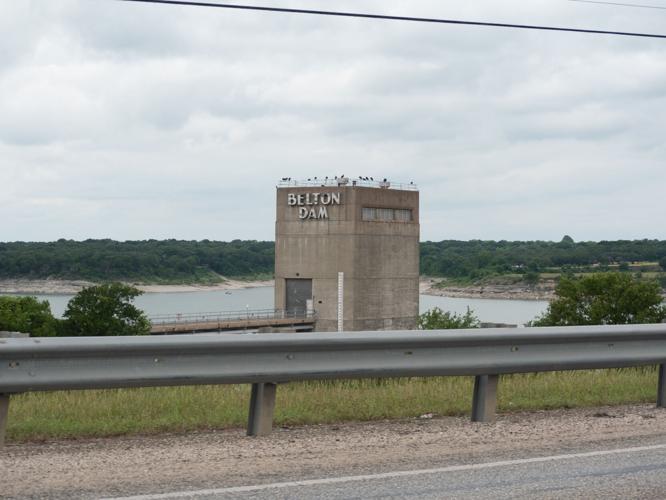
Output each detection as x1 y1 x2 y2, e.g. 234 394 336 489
285 279 312 314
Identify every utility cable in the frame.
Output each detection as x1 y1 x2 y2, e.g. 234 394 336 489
118 0 666 39
567 0 666 10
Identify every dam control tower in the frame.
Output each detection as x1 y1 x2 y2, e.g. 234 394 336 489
275 177 419 332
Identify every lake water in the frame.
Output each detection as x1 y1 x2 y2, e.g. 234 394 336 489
7 287 549 326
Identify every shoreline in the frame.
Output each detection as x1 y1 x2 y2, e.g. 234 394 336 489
0 279 275 295
1 277 553 301
419 278 555 301
422 287 554 301
4 278 660 306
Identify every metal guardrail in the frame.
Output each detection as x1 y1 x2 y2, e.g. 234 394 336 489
148 308 315 326
1 324 665 445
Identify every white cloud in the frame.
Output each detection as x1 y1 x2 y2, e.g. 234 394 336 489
1 0 665 242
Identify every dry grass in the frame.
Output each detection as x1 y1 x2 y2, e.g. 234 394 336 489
6 368 659 442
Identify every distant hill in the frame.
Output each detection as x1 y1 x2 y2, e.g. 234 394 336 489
0 239 274 283
0 238 665 283
420 239 666 280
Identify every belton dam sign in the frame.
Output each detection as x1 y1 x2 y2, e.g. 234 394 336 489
287 192 341 219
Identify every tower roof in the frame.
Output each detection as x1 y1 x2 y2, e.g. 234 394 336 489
277 177 417 191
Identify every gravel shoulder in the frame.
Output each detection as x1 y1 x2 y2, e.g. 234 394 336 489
2 404 666 499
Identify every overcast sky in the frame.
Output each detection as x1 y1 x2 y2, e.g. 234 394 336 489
2 0 666 242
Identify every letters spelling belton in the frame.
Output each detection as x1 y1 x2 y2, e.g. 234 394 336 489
287 192 341 220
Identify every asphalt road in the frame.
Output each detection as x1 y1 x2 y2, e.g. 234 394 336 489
106 442 666 500
3 404 666 499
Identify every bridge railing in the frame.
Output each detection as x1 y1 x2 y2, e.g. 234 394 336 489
148 308 315 325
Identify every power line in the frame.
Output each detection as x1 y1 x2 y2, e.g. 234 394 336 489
118 0 666 39
567 0 666 10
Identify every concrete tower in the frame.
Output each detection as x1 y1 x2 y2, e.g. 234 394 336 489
274 177 419 331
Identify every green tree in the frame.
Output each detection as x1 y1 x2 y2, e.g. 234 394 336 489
659 256 666 271
61 283 150 336
0 296 59 336
418 307 480 330
532 273 666 326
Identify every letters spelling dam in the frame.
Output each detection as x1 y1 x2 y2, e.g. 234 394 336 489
287 192 341 219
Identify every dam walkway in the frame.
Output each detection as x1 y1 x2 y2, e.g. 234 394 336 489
149 308 316 334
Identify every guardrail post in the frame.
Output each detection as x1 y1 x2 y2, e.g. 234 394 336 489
658 364 666 408
0 394 9 447
247 383 277 436
471 375 498 422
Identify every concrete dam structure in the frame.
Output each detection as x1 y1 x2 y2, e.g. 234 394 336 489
275 177 420 332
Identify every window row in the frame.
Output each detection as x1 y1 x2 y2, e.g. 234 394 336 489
362 207 413 222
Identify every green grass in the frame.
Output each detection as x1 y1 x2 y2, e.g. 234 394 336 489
5 368 659 443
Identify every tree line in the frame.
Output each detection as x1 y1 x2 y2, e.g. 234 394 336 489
0 239 274 282
420 237 666 279
1 237 666 282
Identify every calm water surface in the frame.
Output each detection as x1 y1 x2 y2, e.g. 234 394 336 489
9 286 548 326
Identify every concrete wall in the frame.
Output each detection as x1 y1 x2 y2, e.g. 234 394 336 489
275 185 419 331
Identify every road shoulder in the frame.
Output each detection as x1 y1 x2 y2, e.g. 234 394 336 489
2 404 666 499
